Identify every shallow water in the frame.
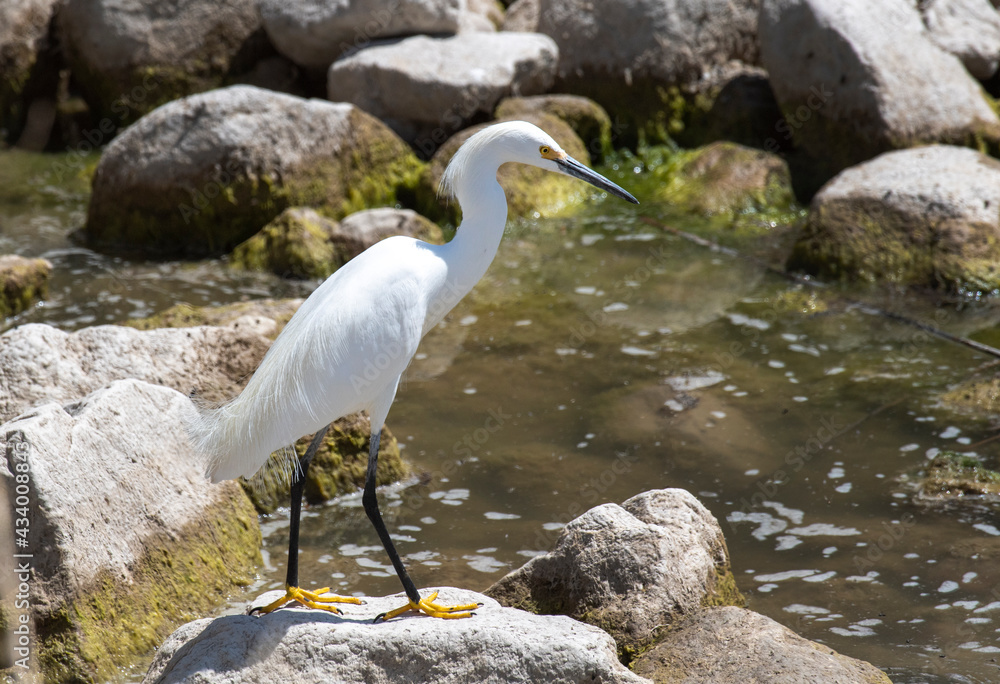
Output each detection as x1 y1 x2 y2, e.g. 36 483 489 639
5 149 1000 682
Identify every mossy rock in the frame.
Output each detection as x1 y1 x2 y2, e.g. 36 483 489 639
0 254 51 318
418 111 591 225
495 94 613 160
230 207 341 279
240 416 407 514
912 452 1000 500
84 86 425 258
33 483 260 684
124 299 303 337
654 141 795 220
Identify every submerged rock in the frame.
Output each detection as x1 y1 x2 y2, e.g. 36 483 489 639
230 207 443 280
0 254 51 318
419 111 590 223
486 489 744 657
141 589 646 684
631 606 893 683
327 32 557 153
57 0 264 125
84 85 422 258
0 379 261 683
759 0 1000 179
902 451 1000 501
787 145 1000 294
495 94 613 161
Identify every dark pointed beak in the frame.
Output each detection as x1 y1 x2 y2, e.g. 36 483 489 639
555 156 639 204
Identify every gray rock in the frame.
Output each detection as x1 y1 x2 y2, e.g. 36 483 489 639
631 606 892 683
0 379 261 682
0 318 275 422
494 94 613 159
919 0 1000 79
0 0 59 137
57 0 263 125
759 0 1000 176
336 208 444 258
0 254 51 318
327 32 557 152
486 489 744 653
260 0 469 70
500 0 538 32
84 85 421 257
142 589 648 684
788 145 1000 293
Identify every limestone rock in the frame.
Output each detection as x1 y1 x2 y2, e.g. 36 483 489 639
57 0 264 125
141 589 648 684
260 0 467 70
0 0 59 139
84 85 422 257
419 111 589 223
787 145 1000 294
0 254 51 318
631 606 892 683
759 0 1000 177
335 207 444 258
0 379 261 682
327 32 557 153
0 319 275 422
124 298 304 334
919 0 1000 80
495 94 613 160
486 489 744 654
230 207 342 279
500 0 538 32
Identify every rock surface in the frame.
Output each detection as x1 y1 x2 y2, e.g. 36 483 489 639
631 606 893 683
0 254 51 318
759 0 1000 177
142 589 647 684
486 489 744 655
260 0 468 70
787 145 1000 293
84 85 422 257
335 207 444 258
0 379 261 682
0 0 59 139
419 111 590 222
495 94 613 160
57 0 264 125
327 32 557 153
919 0 1000 80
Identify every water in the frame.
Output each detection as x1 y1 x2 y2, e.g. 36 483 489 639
5 149 1000 682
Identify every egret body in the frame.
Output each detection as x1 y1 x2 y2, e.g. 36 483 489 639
193 121 637 620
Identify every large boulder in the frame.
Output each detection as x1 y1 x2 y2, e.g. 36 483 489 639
141 589 647 684
327 32 557 154
494 94 613 160
486 489 744 657
918 0 1000 80
83 85 423 257
0 254 51 318
631 606 892 683
0 379 261 683
0 0 59 142
787 145 1000 294
759 0 1000 180
57 0 265 126
504 0 760 143
418 111 591 222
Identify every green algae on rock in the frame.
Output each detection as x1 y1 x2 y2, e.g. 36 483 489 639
84 86 424 258
230 208 341 280
124 299 303 337
0 254 51 318
908 452 1000 500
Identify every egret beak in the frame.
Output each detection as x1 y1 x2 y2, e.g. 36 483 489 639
555 156 639 204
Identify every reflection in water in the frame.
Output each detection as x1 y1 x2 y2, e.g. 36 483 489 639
4 150 1000 682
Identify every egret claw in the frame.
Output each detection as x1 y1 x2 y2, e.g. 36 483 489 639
375 591 480 622
256 585 364 615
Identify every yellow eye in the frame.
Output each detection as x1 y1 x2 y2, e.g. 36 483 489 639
539 145 551 157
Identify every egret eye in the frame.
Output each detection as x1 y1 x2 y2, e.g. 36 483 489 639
539 145 550 157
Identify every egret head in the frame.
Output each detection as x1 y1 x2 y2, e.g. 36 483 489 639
440 121 638 205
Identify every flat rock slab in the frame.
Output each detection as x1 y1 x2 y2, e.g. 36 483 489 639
327 32 557 151
631 606 891 683
142 589 648 684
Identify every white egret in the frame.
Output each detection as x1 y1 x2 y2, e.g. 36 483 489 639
191 120 638 621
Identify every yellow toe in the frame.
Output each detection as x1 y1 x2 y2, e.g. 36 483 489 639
257 585 363 615
377 591 480 621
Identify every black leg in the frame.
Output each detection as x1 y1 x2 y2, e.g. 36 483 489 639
285 424 329 589
363 425 421 615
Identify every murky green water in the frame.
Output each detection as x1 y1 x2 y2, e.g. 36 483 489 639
5 149 1000 682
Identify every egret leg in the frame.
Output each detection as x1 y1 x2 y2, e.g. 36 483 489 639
256 425 363 615
363 427 479 622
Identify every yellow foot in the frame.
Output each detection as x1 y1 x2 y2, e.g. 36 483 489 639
375 591 480 622
256 585 365 615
